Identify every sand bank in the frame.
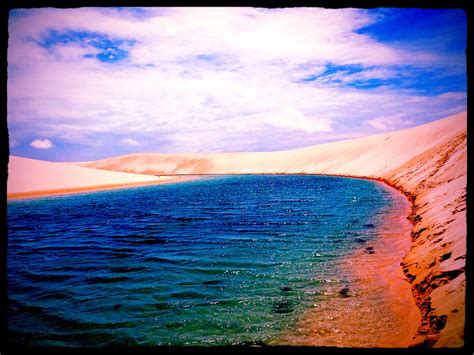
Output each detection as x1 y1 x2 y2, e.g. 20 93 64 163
9 111 466 347
7 156 189 200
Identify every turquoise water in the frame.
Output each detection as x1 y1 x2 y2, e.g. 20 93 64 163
7 175 394 346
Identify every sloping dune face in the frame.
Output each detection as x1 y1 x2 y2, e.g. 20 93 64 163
7 156 162 198
77 111 467 347
386 125 466 347
78 112 465 178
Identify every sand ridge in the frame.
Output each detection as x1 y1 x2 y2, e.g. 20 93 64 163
6 156 192 200
8 111 467 347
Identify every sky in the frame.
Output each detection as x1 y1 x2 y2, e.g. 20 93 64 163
7 7 467 162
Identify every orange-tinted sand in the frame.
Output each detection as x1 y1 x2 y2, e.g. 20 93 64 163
8 111 466 347
274 182 420 347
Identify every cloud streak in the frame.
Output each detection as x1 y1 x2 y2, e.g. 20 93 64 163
7 7 467 161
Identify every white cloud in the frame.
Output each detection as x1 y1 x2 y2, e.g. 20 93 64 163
6 8 467 158
122 138 141 146
30 138 54 149
265 106 332 133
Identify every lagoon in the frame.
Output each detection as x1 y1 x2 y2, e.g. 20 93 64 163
8 175 397 346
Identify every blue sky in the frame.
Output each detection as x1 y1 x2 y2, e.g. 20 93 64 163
7 7 467 161
36 29 136 63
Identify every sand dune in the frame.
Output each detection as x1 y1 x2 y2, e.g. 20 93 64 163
8 111 466 347
76 112 466 179
7 156 178 199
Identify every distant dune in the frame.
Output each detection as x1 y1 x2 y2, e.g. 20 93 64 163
7 156 179 199
8 111 466 347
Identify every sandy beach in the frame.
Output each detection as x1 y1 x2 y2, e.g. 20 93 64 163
8 111 466 347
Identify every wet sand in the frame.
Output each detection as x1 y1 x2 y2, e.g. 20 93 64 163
275 181 420 347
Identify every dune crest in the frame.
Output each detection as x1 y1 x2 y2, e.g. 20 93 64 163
8 111 466 347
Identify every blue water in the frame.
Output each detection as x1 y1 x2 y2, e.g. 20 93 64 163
7 175 394 346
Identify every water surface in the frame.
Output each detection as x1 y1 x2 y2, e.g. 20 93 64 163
8 175 395 346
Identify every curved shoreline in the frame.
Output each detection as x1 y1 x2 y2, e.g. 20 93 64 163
7 171 465 347
274 178 421 347
361 181 420 347
341 180 421 347
7 173 423 347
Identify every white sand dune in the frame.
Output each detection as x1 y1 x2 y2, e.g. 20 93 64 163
7 156 172 198
8 111 466 347
77 112 465 179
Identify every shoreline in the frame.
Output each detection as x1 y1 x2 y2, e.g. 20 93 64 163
7 175 199 201
6 171 465 346
307 174 425 347
4 172 426 346
275 179 420 347
350 181 421 347
284 172 465 347
7 172 422 347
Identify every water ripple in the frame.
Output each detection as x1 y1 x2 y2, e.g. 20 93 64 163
8 175 392 346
